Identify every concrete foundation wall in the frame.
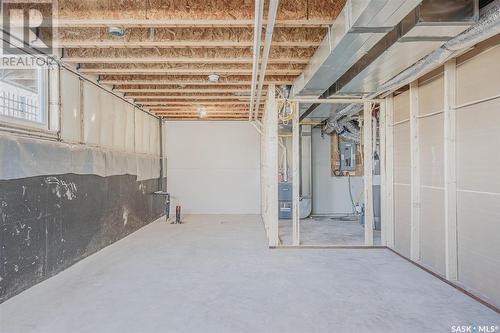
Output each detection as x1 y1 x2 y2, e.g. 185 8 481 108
390 40 500 308
0 67 164 303
164 121 261 214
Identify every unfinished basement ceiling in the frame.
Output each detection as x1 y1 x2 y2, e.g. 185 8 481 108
54 0 347 120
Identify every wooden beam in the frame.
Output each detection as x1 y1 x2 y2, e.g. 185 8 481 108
56 41 319 49
63 57 310 65
80 68 302 75
409 80 421 261
292 101 300 246
54 19 334 28
385 95 395 249
363 102 374 246
444 59 458 281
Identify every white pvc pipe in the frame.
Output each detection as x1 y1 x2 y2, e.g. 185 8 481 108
248 0 265 120
252 0 280 120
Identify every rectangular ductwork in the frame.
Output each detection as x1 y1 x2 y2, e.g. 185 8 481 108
294 0 479 119
335 0 479 95
293 0 424 97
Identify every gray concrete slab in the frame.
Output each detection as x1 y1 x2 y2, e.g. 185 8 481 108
0 214 498 333
279 216 381 246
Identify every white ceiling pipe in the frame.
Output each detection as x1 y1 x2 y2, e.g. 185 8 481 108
248 0 265 120
252 0 280 120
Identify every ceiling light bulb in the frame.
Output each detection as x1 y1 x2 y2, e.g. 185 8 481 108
109 26 125 37
198 107 208 118
208 74 220 83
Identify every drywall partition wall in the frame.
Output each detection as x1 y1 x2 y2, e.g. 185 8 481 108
392 90 411 258
455 42 500 307
164 121 260 214
388 38 500 308
0 67 164 303
311 128 363 215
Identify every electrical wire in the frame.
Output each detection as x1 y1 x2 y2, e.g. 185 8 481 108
348 174 356 215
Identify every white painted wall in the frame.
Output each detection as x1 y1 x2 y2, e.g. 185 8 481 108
165 121 261 214
312 128 363 215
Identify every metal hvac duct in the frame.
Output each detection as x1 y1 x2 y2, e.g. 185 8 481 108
292 0 424 98
294 0 479 120
335 0 479 95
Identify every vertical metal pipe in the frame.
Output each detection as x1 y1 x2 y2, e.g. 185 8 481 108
253 0 280 120
248 0 264 120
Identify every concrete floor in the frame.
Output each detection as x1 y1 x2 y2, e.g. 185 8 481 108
279 216 381 246
0 215 498 333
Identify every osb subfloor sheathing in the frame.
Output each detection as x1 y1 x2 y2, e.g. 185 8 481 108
1 215 498 332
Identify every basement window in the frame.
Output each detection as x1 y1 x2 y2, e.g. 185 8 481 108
0 67 48 129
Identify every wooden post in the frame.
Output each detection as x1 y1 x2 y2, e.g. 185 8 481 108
385 95 395 248
363 102 374 246
268 84 279 247
444 59 458 281
379 100 386 246
292 101 300 246
409 81 421 261
261 84 279 247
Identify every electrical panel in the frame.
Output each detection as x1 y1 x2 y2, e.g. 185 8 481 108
339 141 356 172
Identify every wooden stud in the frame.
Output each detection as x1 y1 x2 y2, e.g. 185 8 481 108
385 95 395 248
379 100 387 246
444 59 458 281
262 84 279 247
363 102 374 246
409 80 421 261
292 101 300 246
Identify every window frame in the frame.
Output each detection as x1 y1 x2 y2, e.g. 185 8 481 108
0 67 51 132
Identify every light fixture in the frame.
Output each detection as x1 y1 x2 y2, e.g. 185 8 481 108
109 26 125 37
198 107 208 118
208 74 220 83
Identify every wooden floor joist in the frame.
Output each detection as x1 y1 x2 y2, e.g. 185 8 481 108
64 57 310 64
117 88 253 93
54 19 336 28
53 0 346 120
80 68 303 75
142 101 265 106
100 79 294 86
